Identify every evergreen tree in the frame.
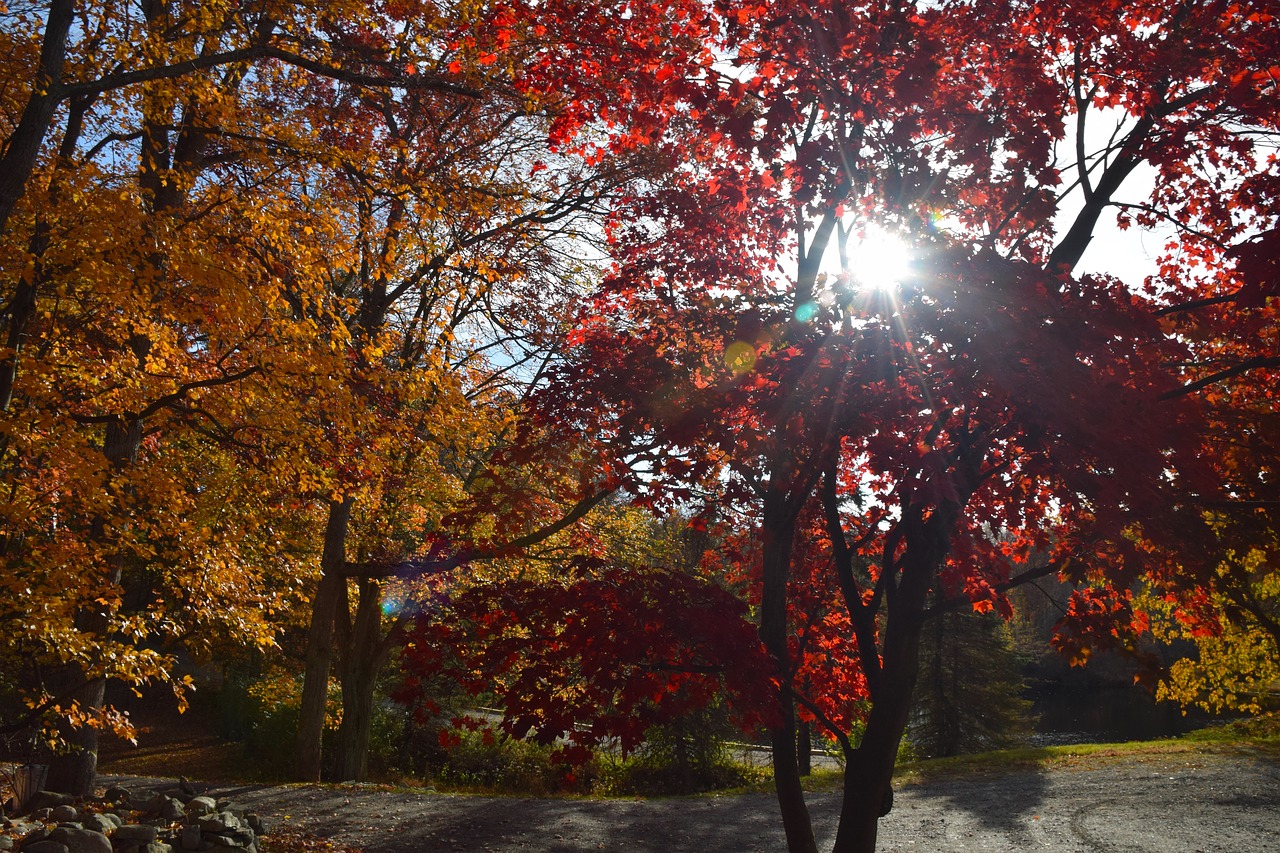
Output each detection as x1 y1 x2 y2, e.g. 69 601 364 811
910 608 1034 759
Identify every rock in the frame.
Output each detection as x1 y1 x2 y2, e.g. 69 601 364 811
47 827 110 853
8 820 38 838
178 825 203 851
195 814 239 834
220 828 255 844
20 842 68 853
100 787 130 807
131 794 163 816
30 809 52 822
28 793 74 813
49 807 77 824
0 836 13 851
111 825 158 845
159 800 184 823
82 816 113 836
20 825 52 845
182 799 216 819
12 791 258 853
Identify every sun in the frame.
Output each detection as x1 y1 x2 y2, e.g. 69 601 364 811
844 225 913 291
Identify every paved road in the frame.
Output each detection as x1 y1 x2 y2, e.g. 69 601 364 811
105 749 1280 852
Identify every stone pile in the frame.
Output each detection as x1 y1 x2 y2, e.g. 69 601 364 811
0 783 268 853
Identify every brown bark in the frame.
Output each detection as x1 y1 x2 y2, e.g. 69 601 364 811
760 490 818 853
333 577 395 781
297 497 355 781
0 0 73 239
45 417 142 796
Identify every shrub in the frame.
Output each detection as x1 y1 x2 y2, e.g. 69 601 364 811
426 724 591 795
217 667 341 778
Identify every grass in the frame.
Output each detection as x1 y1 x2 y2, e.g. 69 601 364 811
885 711 1280 788
724 711 1280 796
96 709 1280 797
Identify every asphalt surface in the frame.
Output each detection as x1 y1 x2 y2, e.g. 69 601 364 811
104 748 1280 852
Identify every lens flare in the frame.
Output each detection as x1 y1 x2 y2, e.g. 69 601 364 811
794 301 820 323
724 341 757 374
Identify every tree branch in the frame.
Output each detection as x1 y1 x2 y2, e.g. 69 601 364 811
1160 356 1280 399
923 558 1069 619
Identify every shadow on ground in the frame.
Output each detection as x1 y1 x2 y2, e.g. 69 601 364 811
187 784 843 853
904 762 1049 846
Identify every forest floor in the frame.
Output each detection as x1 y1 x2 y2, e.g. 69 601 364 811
100 745 1280 853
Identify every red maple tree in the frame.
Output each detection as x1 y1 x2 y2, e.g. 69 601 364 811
400 2 1279 852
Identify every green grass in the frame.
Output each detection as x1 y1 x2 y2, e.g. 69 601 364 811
739 712 1280 796
98 712 1280 797
886 712 1280 787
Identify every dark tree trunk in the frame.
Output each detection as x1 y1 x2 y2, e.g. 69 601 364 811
0 0 73 238
45 417 141 796
760 493 818 853
831 665 919 853
43 679 106 797
297 497 354 781
333 577 393 781
830 508 958 853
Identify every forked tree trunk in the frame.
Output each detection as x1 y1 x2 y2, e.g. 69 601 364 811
831 675 918 853
333 576 394 781
297 497 354 781
830 512 956 853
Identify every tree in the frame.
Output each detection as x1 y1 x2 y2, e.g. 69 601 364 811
472 2 1278 852
0 0 471 793
271 0 702 781
910 607 1032 759
1142 546 1280 715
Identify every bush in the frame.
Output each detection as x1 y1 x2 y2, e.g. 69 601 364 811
416 723 591 795
597 705 764 795
217 667 341 778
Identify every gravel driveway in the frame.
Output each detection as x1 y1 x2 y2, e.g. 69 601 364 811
105 749 1280 852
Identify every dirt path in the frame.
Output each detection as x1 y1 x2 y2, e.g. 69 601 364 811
103 749 1280 852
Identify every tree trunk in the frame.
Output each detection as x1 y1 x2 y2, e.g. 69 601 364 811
760 496 818 853
0 0 73 239
43 679 106 797
45 417 141 796
333 576 391 781
830 640 920 852
833 744 895 853
296 496 354 781
830 510 957 853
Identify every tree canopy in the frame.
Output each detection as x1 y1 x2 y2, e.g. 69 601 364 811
2 2 1278 852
